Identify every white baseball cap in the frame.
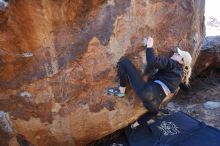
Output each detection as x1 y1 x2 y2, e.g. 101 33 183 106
177 48 192 66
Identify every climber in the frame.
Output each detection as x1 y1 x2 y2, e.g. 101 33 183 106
108 36 192 121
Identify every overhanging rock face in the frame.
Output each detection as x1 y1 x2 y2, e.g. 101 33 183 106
0 0 205 145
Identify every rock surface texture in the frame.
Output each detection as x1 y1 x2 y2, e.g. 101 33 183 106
0 0 205 145
194 36 220 74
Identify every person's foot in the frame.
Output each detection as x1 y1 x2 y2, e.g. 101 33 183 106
130 121 140 129
107 87 125 98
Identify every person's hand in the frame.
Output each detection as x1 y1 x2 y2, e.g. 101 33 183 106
142 36 154 47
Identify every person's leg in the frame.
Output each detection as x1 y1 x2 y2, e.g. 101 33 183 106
110 58 164 112
140 82 166 112
108 58 145 97
137 112 157 125
118 58 146 93
130 112 158 129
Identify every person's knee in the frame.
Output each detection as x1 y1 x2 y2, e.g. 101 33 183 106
119 58 131 67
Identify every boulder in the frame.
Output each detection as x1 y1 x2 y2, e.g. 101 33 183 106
194 36 220 74
0 0 205 145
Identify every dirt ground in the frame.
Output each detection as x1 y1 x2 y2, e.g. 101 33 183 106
167 68 220 129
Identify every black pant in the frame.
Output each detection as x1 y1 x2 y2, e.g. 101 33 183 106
119 58 166 112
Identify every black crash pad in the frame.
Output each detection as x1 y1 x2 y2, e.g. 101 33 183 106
95 111 220 146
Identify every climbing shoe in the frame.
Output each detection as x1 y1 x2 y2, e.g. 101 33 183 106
107 87 125 98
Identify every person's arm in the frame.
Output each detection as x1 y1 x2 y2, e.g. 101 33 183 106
143 37 171 70
146 47 170 70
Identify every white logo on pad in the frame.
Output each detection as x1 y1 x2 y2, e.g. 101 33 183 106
158 121 180 136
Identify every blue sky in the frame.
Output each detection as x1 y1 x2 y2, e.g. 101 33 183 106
205 0 220 36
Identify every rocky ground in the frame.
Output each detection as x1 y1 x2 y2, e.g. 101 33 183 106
167 68 220 129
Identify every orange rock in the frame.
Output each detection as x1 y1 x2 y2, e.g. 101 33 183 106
0 0 205 145
9 136 21 146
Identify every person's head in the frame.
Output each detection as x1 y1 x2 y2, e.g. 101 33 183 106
171 48 192 65
171 48 192 85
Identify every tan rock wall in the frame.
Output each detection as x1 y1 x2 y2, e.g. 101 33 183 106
0 0 205 145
